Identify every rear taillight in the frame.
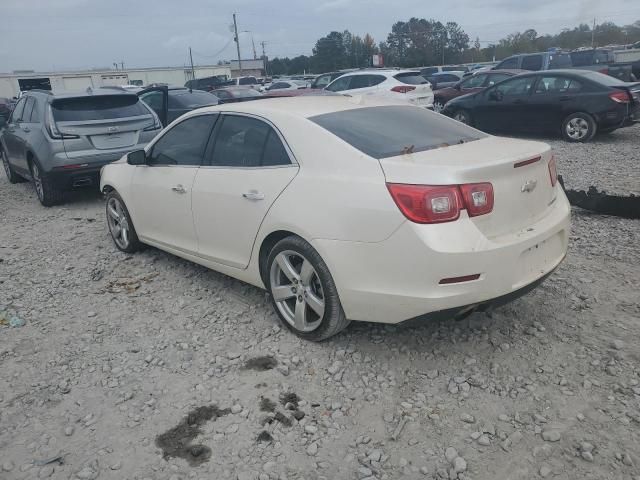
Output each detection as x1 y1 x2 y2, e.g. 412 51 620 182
459 183 494 217
45 105 79 139
609 90 630 103
548 156 558 187
387 182 494 224
598 67 609 75
391 86 416 93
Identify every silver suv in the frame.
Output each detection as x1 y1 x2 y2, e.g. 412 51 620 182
0 88 161 206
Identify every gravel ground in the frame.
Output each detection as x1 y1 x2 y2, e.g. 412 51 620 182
1 125 639 480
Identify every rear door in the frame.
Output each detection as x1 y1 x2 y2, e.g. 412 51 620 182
138 86 168 126
191 113 298 268
528 75 582 132
130 113 218 253
2 97 26 166
51 94 155 164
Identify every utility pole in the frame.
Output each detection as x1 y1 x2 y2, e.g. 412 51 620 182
251 34 257 60
233 13 242 75
591 18 596 48
120 61 124 70
189 47 196 81
260 41 268 76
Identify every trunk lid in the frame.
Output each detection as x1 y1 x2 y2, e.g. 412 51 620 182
379 136 557 238
51 94 154 151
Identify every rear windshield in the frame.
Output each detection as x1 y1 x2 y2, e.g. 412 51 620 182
394 72 428 85
169 90 218 108
310 106 486 159
549 53 572 68
52 95 148 121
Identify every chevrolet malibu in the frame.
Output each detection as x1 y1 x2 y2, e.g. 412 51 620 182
100 96 570 341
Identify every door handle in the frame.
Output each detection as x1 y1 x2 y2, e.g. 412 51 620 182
171 185 187 194
242 190 265 201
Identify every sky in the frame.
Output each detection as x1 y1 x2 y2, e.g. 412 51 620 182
1 0 639 72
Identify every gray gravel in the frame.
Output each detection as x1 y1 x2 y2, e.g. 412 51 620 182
1 128 639 480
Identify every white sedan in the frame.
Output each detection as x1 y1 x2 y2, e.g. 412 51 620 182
100 96 570 341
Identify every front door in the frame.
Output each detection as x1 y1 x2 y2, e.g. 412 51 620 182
2 97 27 167
138 86 168 126
476 76 536 132
192 114 298 268
130 114 218 253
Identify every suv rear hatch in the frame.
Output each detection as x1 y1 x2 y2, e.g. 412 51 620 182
50 94 154 156
392 72 433 106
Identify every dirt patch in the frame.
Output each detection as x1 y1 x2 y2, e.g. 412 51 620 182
279 392 300 407
243 355 278 371
155 405 230 466
273 411 293 427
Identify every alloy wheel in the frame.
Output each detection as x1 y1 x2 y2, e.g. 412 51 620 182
269 250 325 332
453 111 468 124
566 117 589 140
106 197 131 250
31 163 44 200
1 150 10 179
433 101 444 113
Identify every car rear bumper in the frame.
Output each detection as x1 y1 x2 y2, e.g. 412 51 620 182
313 187 570 324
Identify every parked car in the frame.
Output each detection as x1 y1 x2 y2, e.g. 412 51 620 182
0 97 13 124
325 70 434 108
138 85 219 126
184 75 231 91
432 69 525 112
569 48 635 82
424 71 466 90
211 87 264 103
100 96 570 341
265 80 309 91
420 65 469 77
0 88 160 205
442 70 640 142
493 51 572 71
230 76 259 87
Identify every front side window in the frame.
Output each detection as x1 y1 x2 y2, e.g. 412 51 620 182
209 115 290 168
497 57 519 69
461 74 486 88
494 76 536 97
325 76 351 92
313 75 332 88
486 73 511 86
140 91 164 110
521 55 543 71
238 77 257 85
148 114 217 166
534 76 582 94
9 98 26 123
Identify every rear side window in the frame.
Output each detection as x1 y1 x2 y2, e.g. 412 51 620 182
209 115 290 167
549 53 572 68
535 76 582 94
22 97 36 122
52 95 149 121
421 67 438 76
148 114 217 166
394 73 428 85
521 55 543 71
310 106 486 159
326 76 351 92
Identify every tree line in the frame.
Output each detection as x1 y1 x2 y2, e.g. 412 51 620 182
267 18 640 75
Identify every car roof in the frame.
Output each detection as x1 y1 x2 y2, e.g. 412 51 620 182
338 69 420 78
187 95 399 119
487 69 527 75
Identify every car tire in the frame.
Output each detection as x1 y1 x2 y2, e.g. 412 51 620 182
266 235 350 341
30 160 63 206
453 109 473 126
1 148 24 184
561 112 597 142
105 190 142 253
433 98 445 113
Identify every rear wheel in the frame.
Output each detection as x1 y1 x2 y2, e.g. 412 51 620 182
453 109 472 126
1 148 24 184
562 112 596 142
266 236 349 341
433 98 445 113
105 191 142 253
30 161 63 206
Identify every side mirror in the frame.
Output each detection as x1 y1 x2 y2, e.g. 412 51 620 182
127 149 147 166
489 90 503 101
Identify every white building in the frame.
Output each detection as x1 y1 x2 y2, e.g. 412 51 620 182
0 64 232 98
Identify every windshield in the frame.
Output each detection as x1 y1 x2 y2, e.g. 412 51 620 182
51 95 148 121
310 105 486 159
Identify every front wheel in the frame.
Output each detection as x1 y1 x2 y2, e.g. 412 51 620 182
453 109 472 126
433 98 445 113
105 191 142 253
562 112 596 142
266 236 349 341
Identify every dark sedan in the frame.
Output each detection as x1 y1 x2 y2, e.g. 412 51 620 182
433 69 525 112
137 86 219 126
442 70 640 142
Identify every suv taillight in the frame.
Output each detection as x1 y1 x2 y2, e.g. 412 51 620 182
391 86 416 93
387 183 494 224
548 155 558 187
45 105 79 139
609 90 630 103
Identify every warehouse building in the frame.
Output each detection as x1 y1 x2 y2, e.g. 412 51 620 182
0 64 233 98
